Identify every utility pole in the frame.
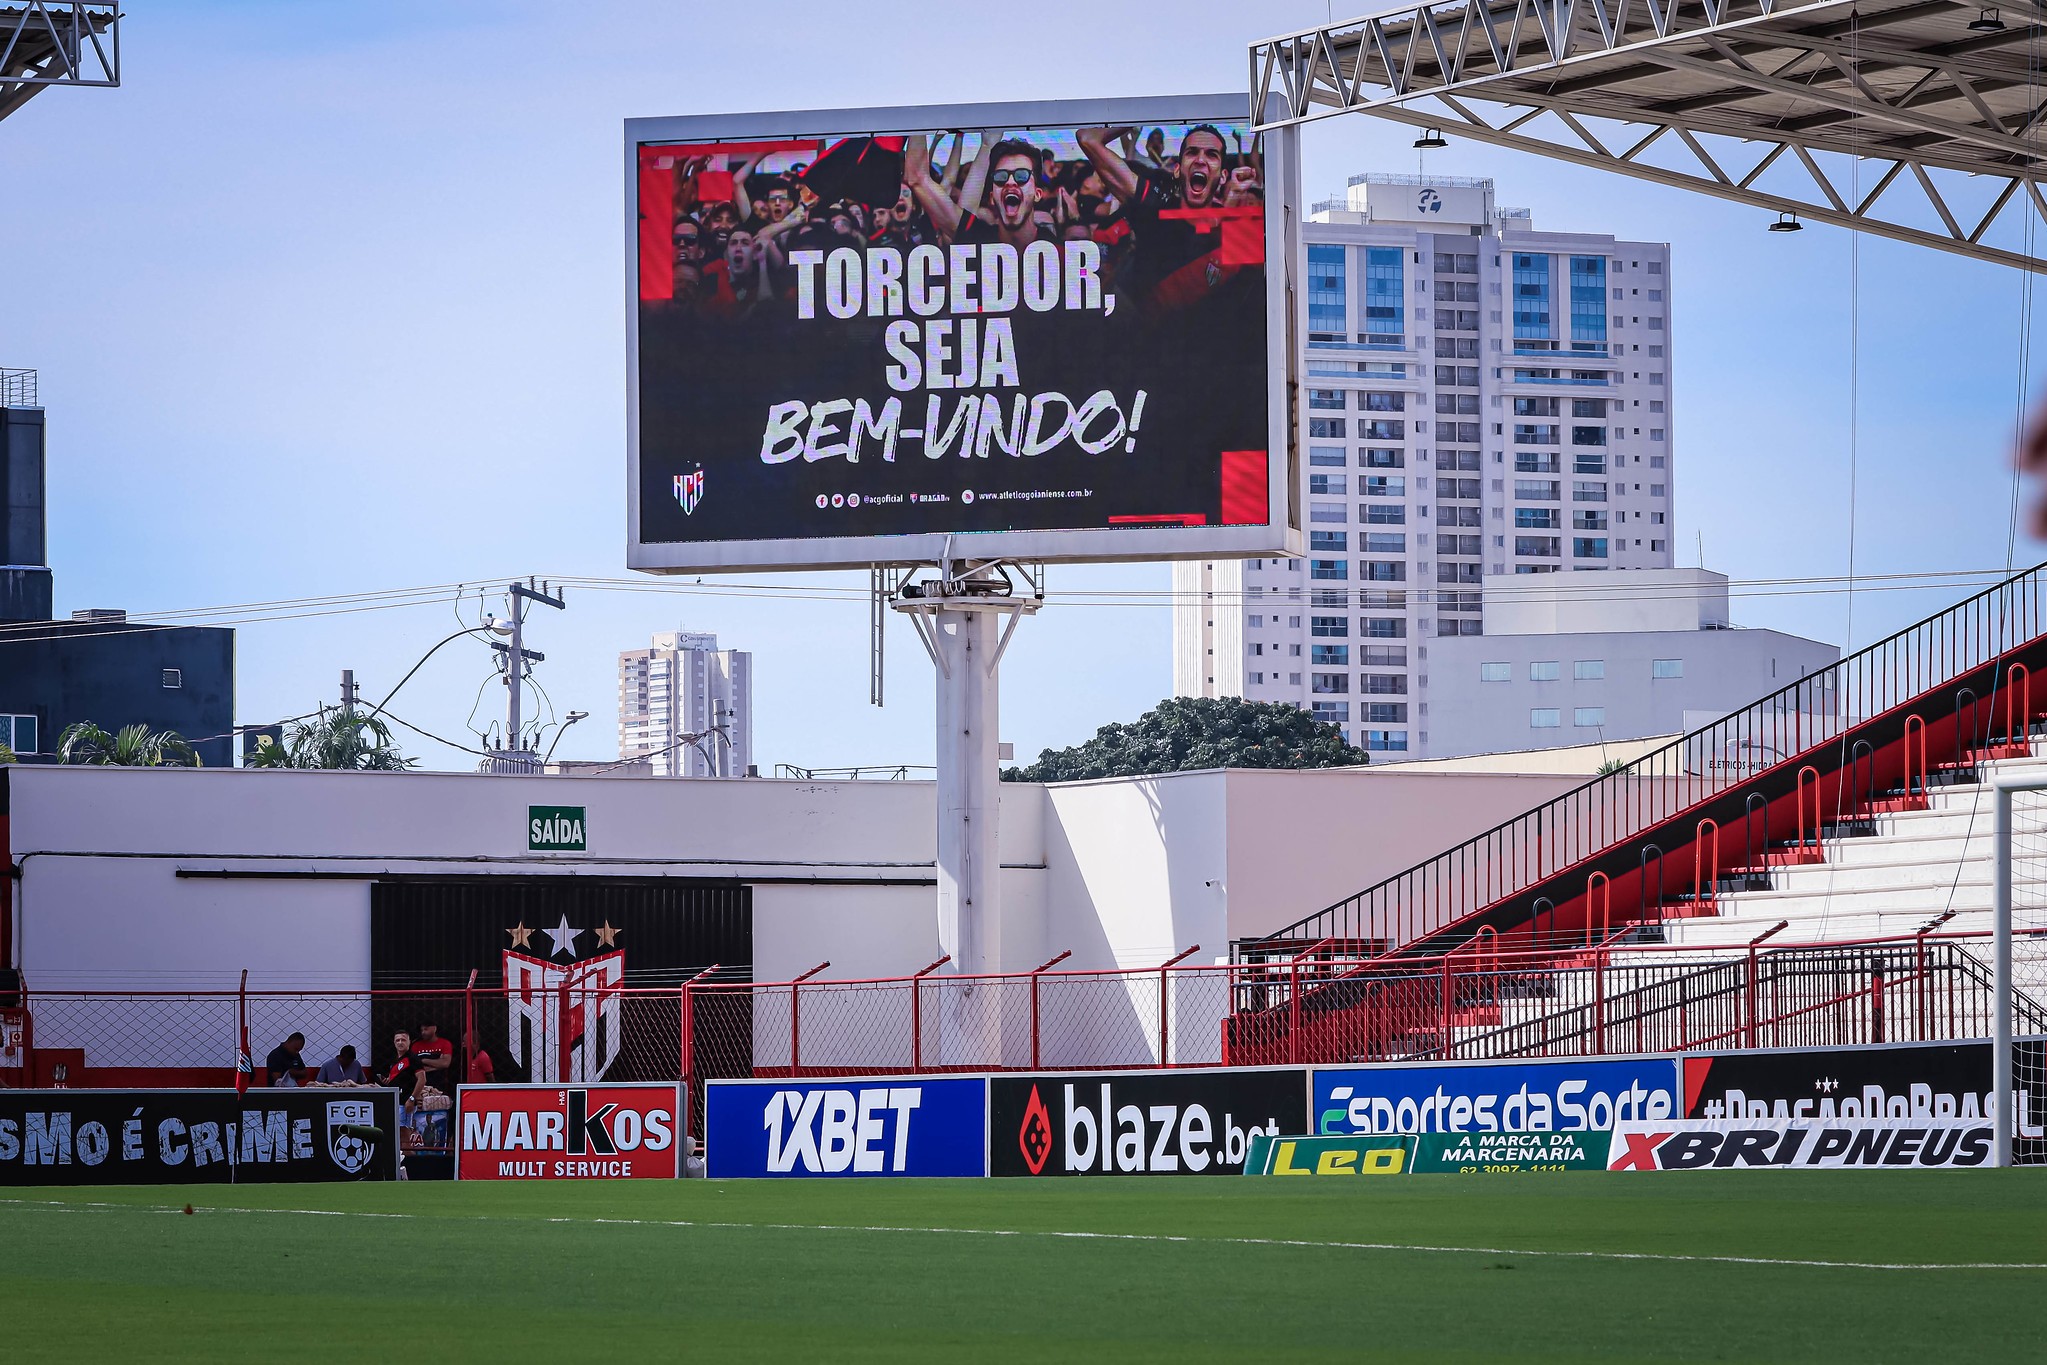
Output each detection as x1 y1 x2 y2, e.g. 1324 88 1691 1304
492 578 564 774
340 669 358 716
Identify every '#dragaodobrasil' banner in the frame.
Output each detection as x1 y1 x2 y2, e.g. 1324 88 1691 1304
626 96 1300 572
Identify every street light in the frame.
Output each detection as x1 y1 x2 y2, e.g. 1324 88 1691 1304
542 710 589 765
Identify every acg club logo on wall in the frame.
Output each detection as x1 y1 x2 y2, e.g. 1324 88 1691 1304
455 1083 681 1180
989 1068 1307 1176
705 1077 988 1178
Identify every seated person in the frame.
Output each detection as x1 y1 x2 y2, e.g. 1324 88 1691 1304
264 1031 307 1087
313 1045 368 1085
382 1030 426 1102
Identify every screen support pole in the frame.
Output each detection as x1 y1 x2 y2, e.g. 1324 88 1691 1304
894 561 1040 1059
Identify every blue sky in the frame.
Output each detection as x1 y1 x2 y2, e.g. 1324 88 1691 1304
2 1 2042 770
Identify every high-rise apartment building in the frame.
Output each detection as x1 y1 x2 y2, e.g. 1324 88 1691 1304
617 629 753 778
1175 173 1676 758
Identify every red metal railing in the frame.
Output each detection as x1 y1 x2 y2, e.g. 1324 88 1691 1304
1239 558 2047 960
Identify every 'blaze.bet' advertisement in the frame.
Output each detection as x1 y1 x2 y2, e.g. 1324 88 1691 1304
635 114 1273 548
455 1083 682 1180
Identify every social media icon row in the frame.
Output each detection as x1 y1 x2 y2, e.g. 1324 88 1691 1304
814 493 863 509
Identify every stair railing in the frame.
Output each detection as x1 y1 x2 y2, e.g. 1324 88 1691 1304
1236 560 2047 962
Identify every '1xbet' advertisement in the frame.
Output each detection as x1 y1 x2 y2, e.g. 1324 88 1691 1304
633 104 1279 561
705 1077 988 1178
1312 1058 1681 1135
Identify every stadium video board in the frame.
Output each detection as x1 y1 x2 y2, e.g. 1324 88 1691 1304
626 95 1300 572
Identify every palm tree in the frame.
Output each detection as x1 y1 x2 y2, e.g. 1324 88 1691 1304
249 706 415 771
58 721 200 767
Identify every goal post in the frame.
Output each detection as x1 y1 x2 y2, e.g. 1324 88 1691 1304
1992 774 2047 1168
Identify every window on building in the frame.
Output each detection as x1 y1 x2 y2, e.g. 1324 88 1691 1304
1529 708 1562 728
1366 703 1408 724
1514 535 1562 558
1572 481 1608 502
1364 533 1406 553
1308 388 1347 410
1308 243 1348 339
1310 616 1349 637
161 668 183 689
1248 615 1263 628
1360 420 1405 441
1309 530 1347 552
1309 473 1347 495
1530 661 1561 681
1364 617 1407 638
1311 673 1351 694
1575 659 1605 679
1514 423 1561 444
1309 417 1347 439
1248 672 1264 685
1312 701 1350 722
1363 561 1406 582
1363 246 1404 344
1311 645 1350 666
1480 662 1510 682
1361 476 1405 497
1309 445 1347 467
1652 658 1684 678
1362 646 1408 666
1574 537 1609 559
1365 504 1407 525
1 714 38 755
1310 560 1349 580
1362 448 1404 468
1362 391 1406 412
1574 706 1607 727
1515 507 1561 529
1362 729 1408 751
1363 674 1408 695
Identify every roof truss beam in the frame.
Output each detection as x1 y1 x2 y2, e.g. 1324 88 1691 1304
1251 1 2047 271
0 2 119 123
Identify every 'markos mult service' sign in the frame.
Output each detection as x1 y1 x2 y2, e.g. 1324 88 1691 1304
0 1088 397 1184
455 1083 682 1179
626 95 1299 573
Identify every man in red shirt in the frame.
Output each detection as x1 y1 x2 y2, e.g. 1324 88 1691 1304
412 1021 454 1083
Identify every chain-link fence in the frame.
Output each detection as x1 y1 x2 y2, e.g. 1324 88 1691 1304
7 931 2041 1139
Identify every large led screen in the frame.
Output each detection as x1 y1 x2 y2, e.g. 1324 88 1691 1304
627 96 1297 572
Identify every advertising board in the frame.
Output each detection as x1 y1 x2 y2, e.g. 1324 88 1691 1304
704 1076 987 1178
1241 1132 1412 1176
988 1067 1307 1176
0 1088 398 1184
1682 1039 2043 1131
626 95 1300 572
1311 1058 1681 1135
1608 1118 1995 1170
455 1083 683 1180
1407 1131 1608 1173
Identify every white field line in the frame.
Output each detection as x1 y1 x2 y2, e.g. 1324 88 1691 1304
4 1197 2045 1272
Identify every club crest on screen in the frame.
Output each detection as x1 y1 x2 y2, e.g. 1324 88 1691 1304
673 468 705 515
325 1098 378 1174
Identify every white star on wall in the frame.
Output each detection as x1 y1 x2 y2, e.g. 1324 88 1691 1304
544 914 582 959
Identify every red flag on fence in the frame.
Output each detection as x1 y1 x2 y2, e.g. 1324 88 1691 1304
235 968 251 1094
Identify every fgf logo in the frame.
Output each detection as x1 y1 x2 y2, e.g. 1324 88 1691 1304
455 1083 680 1180
705 1077 989 1178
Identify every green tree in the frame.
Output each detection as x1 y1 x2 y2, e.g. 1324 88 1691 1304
247 706 415 771
0 740 15 764
1001 696 1369 783
57 721 200 767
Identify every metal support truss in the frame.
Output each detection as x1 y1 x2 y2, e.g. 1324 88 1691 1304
2 2 119 123
1251 0 2047 272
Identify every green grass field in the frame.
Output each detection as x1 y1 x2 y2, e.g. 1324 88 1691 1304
2 1174 2044 1361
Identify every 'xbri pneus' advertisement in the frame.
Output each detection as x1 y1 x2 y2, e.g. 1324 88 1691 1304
632 103 1279 560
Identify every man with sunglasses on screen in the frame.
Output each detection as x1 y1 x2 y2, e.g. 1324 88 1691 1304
904 133 1050 250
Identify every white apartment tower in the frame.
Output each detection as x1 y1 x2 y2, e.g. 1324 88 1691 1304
1175 173 1676 757
617 629 754 778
